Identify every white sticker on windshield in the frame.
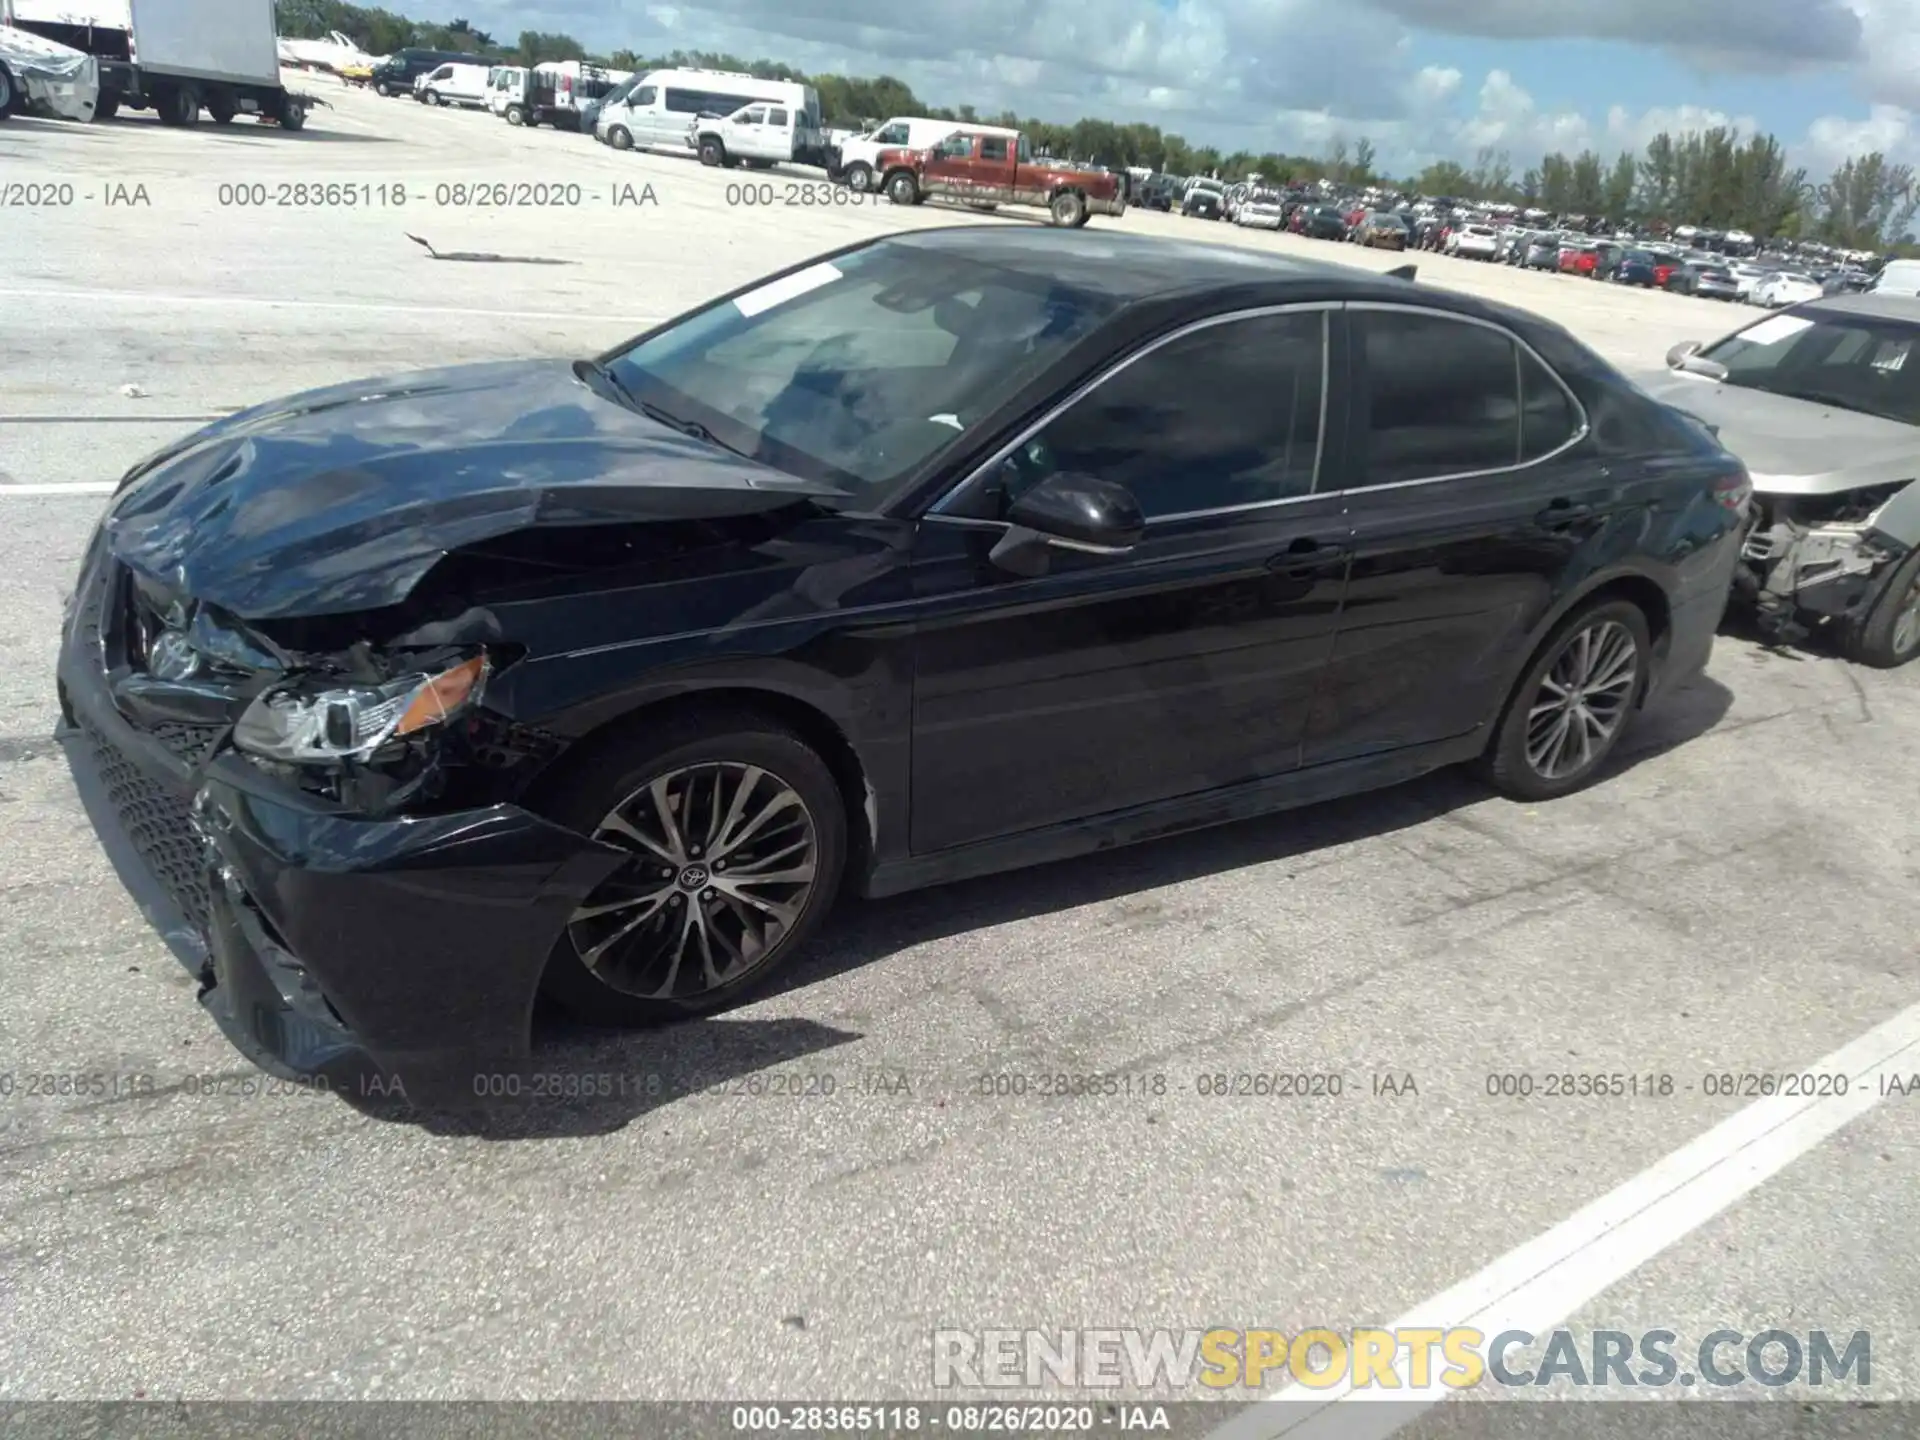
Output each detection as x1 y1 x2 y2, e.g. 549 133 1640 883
1739 315 1814 347
733 262 843 317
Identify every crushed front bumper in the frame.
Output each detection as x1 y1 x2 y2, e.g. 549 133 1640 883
56 545 625 1104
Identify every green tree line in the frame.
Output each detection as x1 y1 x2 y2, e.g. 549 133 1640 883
275 1 1919 248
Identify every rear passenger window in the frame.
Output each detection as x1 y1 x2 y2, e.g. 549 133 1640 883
1520 350 1581 460
981 136 1008 161
768 107 789 126
1353 311 1520 485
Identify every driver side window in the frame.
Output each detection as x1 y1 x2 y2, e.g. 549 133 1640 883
997 310 1326 521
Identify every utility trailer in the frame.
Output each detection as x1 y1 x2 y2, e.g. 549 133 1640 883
1 0 313 129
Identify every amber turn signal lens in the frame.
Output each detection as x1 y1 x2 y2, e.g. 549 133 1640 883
394 656 487 737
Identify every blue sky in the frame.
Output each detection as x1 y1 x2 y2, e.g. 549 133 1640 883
437 0 1918 176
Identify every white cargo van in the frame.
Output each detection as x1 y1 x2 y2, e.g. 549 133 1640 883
1871 259 1920 297
833 118 1011 191
418 61 489 109
595 67 815 156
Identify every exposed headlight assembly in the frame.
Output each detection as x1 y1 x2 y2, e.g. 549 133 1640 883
233 655 488 764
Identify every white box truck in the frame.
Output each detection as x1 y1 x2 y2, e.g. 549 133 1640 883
2 0 315 128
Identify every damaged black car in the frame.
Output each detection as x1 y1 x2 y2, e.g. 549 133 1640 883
60 227 1748 1096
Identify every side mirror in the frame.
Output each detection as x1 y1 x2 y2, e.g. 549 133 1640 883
988 473 1144 577
1666 340 1703 369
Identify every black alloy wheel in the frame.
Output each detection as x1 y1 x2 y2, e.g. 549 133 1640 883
538 713 847 1024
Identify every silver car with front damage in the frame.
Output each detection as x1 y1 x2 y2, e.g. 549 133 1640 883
1638 292 1920 667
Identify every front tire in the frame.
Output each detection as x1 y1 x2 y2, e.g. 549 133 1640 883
1479 600 1651 800
505 104 525 126
534 711 848 1026
0 62 14 120
698 135 725 167
884 169 919 205
1846 546 1920 668
608 125 631 149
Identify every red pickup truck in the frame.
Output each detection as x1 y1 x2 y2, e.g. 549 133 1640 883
875 129 1125 227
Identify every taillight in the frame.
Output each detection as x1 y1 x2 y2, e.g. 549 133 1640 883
1713 470 1752 512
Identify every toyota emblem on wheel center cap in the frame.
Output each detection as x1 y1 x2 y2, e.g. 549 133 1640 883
678 864 710 891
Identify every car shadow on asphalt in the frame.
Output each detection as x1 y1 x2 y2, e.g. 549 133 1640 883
383 674 1732 1139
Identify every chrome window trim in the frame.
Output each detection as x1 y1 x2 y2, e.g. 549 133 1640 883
922 299 1593 530
927 302 1338 521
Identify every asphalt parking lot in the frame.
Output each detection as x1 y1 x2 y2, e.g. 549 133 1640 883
3 81 1919 1427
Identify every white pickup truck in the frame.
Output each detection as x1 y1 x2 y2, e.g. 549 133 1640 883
693 94 831 170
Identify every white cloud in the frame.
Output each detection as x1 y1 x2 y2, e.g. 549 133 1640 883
439 0 1920 178
1364 0 1862 68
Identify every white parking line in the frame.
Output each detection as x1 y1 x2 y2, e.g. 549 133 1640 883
0 483 117 496
0 286 664 324
1208 997 1920 1439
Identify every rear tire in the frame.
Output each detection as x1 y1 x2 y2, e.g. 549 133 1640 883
0 62 14 120
1478 599 1651 801
206 91 236 123
94 88 120 121
277 96 307 131
1048 190 1087 227
844 161 872 192
1846 546 1920 669
158 84 201 126
532 710 848 1026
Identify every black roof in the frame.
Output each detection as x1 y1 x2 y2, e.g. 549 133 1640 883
883 225 1553 336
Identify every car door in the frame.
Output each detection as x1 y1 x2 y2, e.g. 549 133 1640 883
762 106 792 162
1302 303 1621 765
731 104 768 158
907 305 1354 855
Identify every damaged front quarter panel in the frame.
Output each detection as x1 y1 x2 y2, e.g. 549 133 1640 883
1743 478 1920 631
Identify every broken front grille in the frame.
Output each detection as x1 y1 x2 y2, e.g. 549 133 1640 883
146 720 227 766
80 715 212 942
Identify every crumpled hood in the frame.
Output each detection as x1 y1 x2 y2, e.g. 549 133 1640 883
1630 368 1920 496
103 359 845 619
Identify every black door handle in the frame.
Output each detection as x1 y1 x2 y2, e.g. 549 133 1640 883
1536 499 1597 529
1266 536 1349 578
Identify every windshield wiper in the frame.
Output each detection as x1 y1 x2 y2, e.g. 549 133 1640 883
571 357 640 411
638 399 754 461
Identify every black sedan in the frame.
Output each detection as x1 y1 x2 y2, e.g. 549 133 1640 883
1300 205 1348 240
59 228 1750 1097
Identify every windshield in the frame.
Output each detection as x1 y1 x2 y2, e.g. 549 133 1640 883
601 242 1119 495
1701 308 1920 425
